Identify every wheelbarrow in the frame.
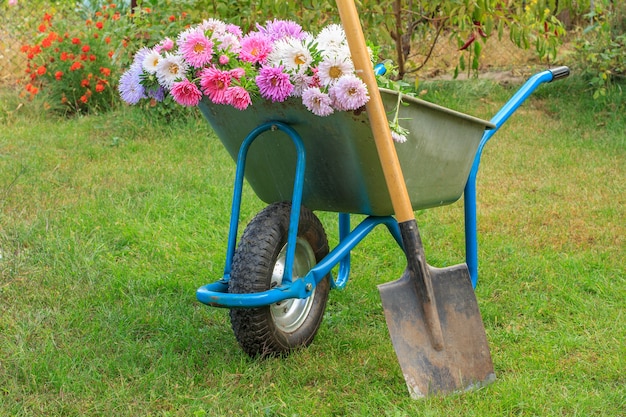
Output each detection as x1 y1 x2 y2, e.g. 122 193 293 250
195 62 570 394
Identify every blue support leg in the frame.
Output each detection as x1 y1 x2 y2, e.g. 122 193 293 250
464 67 568 288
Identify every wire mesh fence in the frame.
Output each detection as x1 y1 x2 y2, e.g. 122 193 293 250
0 1 35 86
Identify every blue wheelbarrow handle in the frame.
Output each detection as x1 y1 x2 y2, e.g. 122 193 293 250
464 66 570 288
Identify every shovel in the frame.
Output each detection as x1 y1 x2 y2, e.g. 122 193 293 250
337 0 495 398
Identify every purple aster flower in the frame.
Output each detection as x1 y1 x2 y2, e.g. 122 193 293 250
146 85 166 102
302 87 334 116
256 19 306 41
256 65 294 102
329 74 369 111
118 67 145 105
180 31 214 68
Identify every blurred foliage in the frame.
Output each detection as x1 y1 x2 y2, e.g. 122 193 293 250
572 0 625 99
3 0 624 115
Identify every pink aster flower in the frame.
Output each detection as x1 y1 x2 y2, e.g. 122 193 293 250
329 74 369 111
256 65 294 102
170 79 202 107
155 37 174 53
302 87 334 116
229 67 245 80
239 32 272 64
180 31 214 68
225 86 252 110
199 66 232 104
225 24 243 37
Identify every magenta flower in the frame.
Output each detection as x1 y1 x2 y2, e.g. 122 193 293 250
170 79 202 107
180 31 214 68
302 87 334 116
256 65 294 102
239 32 272 64
225 86 252 110
199 66 232 104
329 74 369 111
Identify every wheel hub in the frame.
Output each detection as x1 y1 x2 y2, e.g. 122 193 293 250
270 238 317 333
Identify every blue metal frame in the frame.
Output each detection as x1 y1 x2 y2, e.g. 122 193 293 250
196 121 403 308
464 68 561 288
197 67 568 307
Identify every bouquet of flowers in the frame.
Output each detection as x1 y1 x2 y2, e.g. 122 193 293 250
119 18 408 142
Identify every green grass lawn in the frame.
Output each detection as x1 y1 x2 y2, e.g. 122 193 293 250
0 76 624 416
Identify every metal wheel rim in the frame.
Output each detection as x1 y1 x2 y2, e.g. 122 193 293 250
270 237 317 333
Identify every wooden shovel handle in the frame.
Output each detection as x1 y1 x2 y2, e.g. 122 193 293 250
337 0 414 223
338 0 446 351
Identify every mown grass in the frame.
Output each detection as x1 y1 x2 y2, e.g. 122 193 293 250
0 77 624 416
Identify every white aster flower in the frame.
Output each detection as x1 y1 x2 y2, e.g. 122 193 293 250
302 87 334 116
215 32 241 54
200 18 227 34
390 122 409 143
267 37 313 73
317 55 354 87
290 72 313 97
316 24 347 55
155 53 188 89
142 49 162 74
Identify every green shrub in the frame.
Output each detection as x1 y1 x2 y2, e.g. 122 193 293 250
573 0 625 99
20 5 123 114
19 1 193 116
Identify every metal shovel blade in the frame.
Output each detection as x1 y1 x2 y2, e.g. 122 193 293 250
379 262 495 398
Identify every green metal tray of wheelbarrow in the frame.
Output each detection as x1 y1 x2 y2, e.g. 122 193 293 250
198 88 495 216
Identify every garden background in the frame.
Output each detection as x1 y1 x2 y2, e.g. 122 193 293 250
1 1 625 416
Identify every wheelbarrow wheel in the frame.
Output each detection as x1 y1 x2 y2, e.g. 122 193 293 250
228 201 330 358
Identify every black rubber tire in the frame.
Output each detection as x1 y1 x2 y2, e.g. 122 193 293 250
228 202 330 358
